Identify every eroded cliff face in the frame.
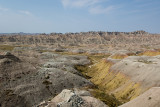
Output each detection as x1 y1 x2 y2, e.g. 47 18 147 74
83 59 141 102
77 52 160 103
0 31 160 51
1 31 160 107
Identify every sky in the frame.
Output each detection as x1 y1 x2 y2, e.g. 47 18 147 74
0 0 160 33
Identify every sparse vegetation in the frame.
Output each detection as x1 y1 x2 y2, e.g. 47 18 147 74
42 80 52 85
110 54 128 59
75 58 141 104
38 50 54 53
0 45 15 51
56 51 110 63
148 97 152 100
90 89 122 107
139 50 160 56
1 31 160 107
137 60 153 64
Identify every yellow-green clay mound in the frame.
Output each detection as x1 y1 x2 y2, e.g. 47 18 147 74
139 50 160 56
77 54 160 103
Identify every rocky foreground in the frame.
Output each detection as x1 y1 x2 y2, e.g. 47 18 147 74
0 52 93 107
38 89 108 107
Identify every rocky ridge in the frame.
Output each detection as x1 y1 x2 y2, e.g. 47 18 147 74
0 31 160 51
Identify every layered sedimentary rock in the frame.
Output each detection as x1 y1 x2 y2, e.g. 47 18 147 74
86 52 160 102
119 87 160 107
0 31 160 51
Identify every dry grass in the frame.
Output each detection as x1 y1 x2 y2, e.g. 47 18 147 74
139 50 160 56
75 65 122 107
137 60 153 64
110 54 128 59
0 45 30 51
64 51 142 103
0 45 15 51
115 83 141 102
76 59 142 103
55 51 110 63
90 89 122 107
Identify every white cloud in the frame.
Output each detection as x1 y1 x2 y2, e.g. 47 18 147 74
0 5 32 16
61 0 103 8
0 7 9 12
89 5 114 14
61 0 114 15
19 10 32 15
0 9 51 33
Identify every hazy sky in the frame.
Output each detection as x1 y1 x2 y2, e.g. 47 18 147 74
0 0 160 33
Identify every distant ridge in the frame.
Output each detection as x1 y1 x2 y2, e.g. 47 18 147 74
0 30 151 35
0 32 41 35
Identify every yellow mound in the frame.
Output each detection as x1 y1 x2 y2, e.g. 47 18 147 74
0 45 15 51
139 50 160 56
110 54 128 59
82 59 142 102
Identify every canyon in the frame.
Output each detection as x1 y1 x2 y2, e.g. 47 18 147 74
0 31 160 107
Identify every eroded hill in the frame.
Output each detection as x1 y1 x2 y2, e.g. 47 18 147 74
0 31 160 107
0 31 160 51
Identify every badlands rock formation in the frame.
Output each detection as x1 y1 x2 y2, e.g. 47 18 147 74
0 52 93 107
38 89 108 107
120 87 160 107
111 55 160 89
0 31 160 51
80 50 160 103
0 31 160 107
